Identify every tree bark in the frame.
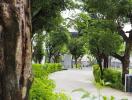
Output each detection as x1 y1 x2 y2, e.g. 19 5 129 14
75 57 78 68
0 0 32 100
121 41 132 84
103 55 108 68
115 25 132 85
96 57 103 78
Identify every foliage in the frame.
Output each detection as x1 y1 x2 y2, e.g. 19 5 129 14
32 64 48 78
43 63 62 73
88 31 122 57
31 0 74 33
72 88 118 100
82 0 132 21
75 13 122 57
30 64 70 100
32 63 62 75
74 13 123 69
87 54 96 66
68 37 86 59
33 33 45 63
73 63 81 69
93 64 102 82
92 65 123 90
30 78 70 100
103 68 123 90
45 26 70 62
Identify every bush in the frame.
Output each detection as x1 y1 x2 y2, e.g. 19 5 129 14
103 68 123 90
93 64 101 82
32 63 62 75
30 63 70 100
29 78 70 100
43 63 62 73
32 64 48 78
92 65 123 90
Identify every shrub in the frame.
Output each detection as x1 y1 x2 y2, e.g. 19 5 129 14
92 65 123 90
43 63 62 73
32 64 48 78
32 63 62 75
93 64 101 82
30 63 70 100
103 68 123 90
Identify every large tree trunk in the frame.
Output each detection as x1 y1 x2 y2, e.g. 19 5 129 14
121 41 132 84
0 0 32 100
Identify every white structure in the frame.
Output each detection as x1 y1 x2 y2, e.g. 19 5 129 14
63 54 72 69
111 57 122 68
81 55 89 67
110 57 132 68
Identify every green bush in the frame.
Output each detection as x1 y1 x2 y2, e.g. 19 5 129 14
103 68 123 90
73 64 81 69
92 65 123 90
93 64 101 82
32 63 62 75
29 78 70 100
43 63 62 73
30 63 70 100
32 64 48 78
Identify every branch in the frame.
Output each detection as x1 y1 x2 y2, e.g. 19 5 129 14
111 52 123 61
126 30 132 39
117 25 128 41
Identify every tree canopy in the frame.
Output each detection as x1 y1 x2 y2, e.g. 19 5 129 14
31 0 74 34
46 26 70 62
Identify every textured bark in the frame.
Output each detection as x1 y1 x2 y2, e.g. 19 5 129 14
0 0 32 100
103 55 108 68
75 57 78 68
96 57 103 78
121 41 132 84
114 25 132 85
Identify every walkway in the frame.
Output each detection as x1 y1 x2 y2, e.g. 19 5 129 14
49 67 132 100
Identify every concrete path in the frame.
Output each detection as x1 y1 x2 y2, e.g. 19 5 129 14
49 67 132 100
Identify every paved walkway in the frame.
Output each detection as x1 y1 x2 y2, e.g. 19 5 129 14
49 67 132 100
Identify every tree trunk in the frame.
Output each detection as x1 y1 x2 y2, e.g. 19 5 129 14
75 58 78 68
54 55 60 63
96 57 103 78
0 0 32 100
121 41 132 85
48 54 51 63
71 57 74 68
103 55 108 68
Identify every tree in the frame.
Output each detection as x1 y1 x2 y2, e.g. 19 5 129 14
74 13 122 75
0 0 32 99
31 0 74 34
33 33 45 64
82 0 132 84
46 26 69 63
88 31 122 75
68 37 86 68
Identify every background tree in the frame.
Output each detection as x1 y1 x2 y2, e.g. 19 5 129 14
88 31 122 75
82 0 132 84
46 26 70 63
68 37 86 68
33 33 45 64
31 0 74 34
74 13 122 75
